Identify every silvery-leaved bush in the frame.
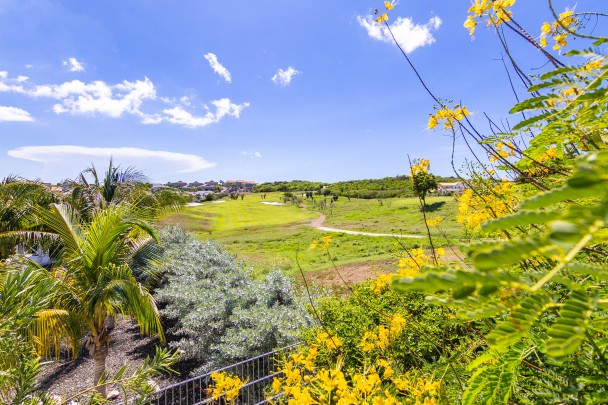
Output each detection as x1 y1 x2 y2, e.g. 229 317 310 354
155 226 312 375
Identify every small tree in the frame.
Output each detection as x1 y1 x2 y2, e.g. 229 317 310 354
410 158 438 209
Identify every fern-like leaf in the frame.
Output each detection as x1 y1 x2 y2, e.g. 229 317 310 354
487 293 553 349
545 290 592 357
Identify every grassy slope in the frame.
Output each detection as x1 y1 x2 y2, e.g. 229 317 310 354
159 193 461 274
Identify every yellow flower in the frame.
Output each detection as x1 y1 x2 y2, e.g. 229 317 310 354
208 372 246 403
464 0 514 36
370 273 393 295
309 240 318 251
425 216 442 227
464 16 477 36
428 104 470 130
321 235 333 249
316 331 343 350
410 159 430 176
384 1 394 11
585 58 604 72
553 33 567 50
376 13 389 24
389 314 407 335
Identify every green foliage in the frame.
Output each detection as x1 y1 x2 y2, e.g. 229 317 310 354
256 176 457 199
0 261 55 405
391 150 608 402
411 172 438 203
0 177 57 259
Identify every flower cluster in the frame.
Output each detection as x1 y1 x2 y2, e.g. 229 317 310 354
525 146 559 177
268 319 440 405
360 315 406 352
370 273 393 295
316 331 343 350
396 247 444 276
208 371 246 403
310 235 333 251
540 10 577 50
457 180 517 231
427 105 470 130
375 1 395 25
489 140 517 163
410 159 430 176
585 58 605 72
464 0 516 36
424 216 442 227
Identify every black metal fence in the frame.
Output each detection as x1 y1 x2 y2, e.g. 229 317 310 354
147 344 299 405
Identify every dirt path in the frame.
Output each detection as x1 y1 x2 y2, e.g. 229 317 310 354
308 212 425 239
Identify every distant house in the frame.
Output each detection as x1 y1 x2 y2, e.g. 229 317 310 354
436 182 467 195
225 180 257 191
202 181 219 191
168 181 188 189
151 183 167 191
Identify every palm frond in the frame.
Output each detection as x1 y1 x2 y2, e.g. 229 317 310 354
30 308 82 359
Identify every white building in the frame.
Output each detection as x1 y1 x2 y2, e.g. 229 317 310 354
436 182 467 195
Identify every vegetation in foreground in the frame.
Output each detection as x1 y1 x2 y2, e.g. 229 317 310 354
2 1 608 404
262 1 608 404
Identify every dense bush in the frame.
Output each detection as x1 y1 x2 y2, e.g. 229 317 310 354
269 277 477 403
155 226 312 374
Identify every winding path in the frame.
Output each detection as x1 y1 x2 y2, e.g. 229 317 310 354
307 212 425 239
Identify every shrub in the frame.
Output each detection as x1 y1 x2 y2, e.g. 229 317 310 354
269 278 476 403
155 226 312 374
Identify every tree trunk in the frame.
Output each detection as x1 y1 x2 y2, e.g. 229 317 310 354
92 345 108 397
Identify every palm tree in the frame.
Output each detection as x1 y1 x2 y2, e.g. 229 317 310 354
0 176 57 259
30 203 164 396
65 159 159 221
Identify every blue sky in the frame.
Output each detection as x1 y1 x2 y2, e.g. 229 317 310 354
0 0 604 183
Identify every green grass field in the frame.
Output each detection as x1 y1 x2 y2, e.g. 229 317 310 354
321 195 462 237
158 192 462 275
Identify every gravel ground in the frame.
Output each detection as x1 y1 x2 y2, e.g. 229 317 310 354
37 319 193 401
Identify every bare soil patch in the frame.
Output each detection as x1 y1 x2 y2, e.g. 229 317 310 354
301 259 395 294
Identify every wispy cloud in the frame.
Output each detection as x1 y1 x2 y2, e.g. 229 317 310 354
271 66 299 86
241 151 262 158
0 106 33 122
357 15 442 53
63 57 85 72
8 145 216 173
0 71 249 128
204 53 232 83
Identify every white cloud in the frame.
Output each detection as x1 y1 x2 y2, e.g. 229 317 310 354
271 67 300 86
357 15 442 53
8 145 216 173
63 57 85 72
0 72 249 128
204 53 232 83
162 98 249 128
241 151 262 158
0 106 33 122
49 78 157 118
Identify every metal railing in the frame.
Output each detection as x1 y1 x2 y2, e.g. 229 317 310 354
147 344 299 405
